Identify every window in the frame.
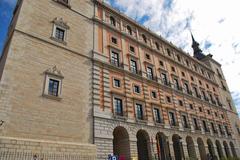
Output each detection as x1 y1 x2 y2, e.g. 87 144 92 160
181 72 185 77
127 25 132 35
113 78 121 88
43 66 63 100
51 18 69 44
145 53 150 60
151 91 157 99
136 103 144 120
173 78 180 90
166 96 171 103
133 85 141 94
111 37 117 44
191 76 194 81
183 83 190 94
146 66 154 80
182 115 189 128
110 16 116 26
159 60 164 67
55 27 65 41
161 73 168 85
211 123 217 134
179 100 183 106
177 55 181 62
193 86 199 97
185 59 189 66
57 0 69 6
111 51 120 66
213 87 216 92
171 66 175 72
202 120 209 132
225 126 230 136
194 64 198 71
142 34 147 43
129 45 135 53
201 68 204 75
189 104 193 109
193 118 200 130
199 107 203 112
48 79 59 96
221 114 224 119
169 112 176 126
153 108 162 123
167 48 171 56
199 80 202 85
114 97 123 116
206 83 209 89
130 59 138 74
218 124 224 135
207 110 211 115
227 100 232 110
155 42 160 50
215 112 218 117
201 90 208 101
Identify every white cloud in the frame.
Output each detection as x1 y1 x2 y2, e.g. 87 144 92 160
107 0 240 113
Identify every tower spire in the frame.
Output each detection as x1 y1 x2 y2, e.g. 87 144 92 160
190 32 205 60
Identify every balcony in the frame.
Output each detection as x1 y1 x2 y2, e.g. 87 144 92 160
131 69 142 76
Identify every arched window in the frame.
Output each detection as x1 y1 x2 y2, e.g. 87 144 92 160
142 34 147 43
127 25 132 35
110 16 116 27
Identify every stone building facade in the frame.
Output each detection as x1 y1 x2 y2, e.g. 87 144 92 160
0 0 239 160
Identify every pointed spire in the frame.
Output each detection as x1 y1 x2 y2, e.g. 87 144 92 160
190 32 205 60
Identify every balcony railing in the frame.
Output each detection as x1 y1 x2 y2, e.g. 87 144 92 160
195 126 201 131
110 60 124 68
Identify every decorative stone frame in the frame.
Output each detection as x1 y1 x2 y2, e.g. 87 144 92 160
152 105 163 124
43 66 64 101
54 0 71 8
51 17 70 44
112 77 121 88
112 94 126 119
134 100 146 122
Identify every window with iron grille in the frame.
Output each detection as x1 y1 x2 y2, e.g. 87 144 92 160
154 108 161 123
169 112 176 126
182 115 188 128
147 66 153 80
161 73 168 85
114 97 123 116
111 51 119 66
48 79 59 96
130 59 137 73
136 103 144 120
55 27 65 41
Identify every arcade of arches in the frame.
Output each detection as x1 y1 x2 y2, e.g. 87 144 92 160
111 126 238 160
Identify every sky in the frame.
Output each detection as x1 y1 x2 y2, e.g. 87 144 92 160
0 0 239 114
104 0 240 115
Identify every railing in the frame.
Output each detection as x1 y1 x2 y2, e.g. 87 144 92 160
110 60 124 68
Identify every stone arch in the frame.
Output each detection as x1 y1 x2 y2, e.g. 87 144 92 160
186 136 197 159
230 141 237 157
136 129 151 160
197 138 207 160
223 141 231 158
113 126 131 159
172 134 185 160
216 140 224 159
207 139 216 158
156 132 171 160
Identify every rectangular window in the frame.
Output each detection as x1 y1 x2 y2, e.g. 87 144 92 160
113 78 121 88
173 78 180 90
147 67 153 80
211 123 217 134
202 120 209 132
134 85 140 94
111 51 119 67
154 108 161 123
130 46 135 53
111 37 117 44
136 103 144 120
145 54 150 60
159 60 164 67
179 100 183 106
130 59 138 74
55 27 65 41
193 118 200 130
151 91 157 99
183 83 190 94
169 112 176 126
48 79 59 96
114 98 123 116
182 115 188 128
166 96 171 103
161 73 168 85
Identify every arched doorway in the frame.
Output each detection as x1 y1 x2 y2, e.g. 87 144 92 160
223 141 231 158
216 140 224 159
207 139 216 158
137 130 151 160
230 141 237 158
113 126 131 159
172 134 184 160
156 132 171 160
186 136 197 159
197 138 207 160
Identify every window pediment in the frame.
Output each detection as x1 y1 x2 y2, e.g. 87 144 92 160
52 17 70 29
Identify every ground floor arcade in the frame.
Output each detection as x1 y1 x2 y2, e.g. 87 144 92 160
94 117 239 160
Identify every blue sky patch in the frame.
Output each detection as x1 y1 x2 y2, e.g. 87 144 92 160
204 40 212 49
